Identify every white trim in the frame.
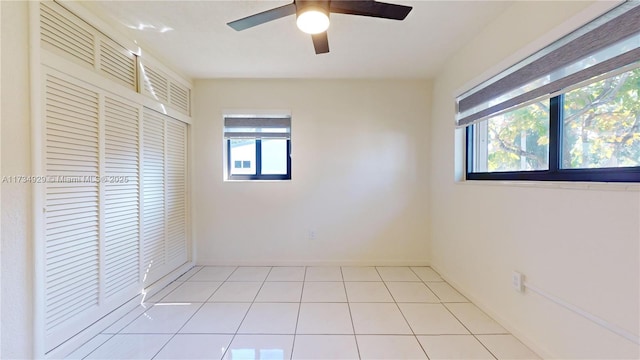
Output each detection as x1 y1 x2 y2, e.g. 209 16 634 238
187 120 195 265
455 179 640 193
0 2 3 358
222 109 293 117
29 1 45 357
41 52 192 125
196 260 430 267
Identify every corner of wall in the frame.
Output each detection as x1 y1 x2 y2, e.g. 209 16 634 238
1 1 35 358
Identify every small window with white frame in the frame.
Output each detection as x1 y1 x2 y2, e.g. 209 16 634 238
224 115 291 180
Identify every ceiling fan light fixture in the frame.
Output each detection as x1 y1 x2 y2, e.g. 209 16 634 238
296 8 330 34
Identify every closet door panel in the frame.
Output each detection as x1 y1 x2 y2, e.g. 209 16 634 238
44 74 100 349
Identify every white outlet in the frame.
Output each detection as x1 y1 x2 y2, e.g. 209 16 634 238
512 271 524 292
308 229 317 240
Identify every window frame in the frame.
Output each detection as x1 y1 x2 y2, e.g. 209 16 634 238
226 138 292 181
466 95 640 182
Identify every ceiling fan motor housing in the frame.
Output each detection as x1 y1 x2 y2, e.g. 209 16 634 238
295 0 331 16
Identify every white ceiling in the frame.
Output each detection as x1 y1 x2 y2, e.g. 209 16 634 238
81 1 512 79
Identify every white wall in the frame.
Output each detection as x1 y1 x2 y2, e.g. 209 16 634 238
193 79 430 265
1 1 33 358
429 1 640 359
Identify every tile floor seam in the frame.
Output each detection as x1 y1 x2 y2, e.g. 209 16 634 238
178 265 201 282
472 334 500 360
440 298 500 360
220 266 273 359
79 333 116 359
441 303 510 336
102 295 164 335
141 267 233 352
149 278 224 360
377 267 430 360
422 281 444 303
290 266 308 360
341 266 362 360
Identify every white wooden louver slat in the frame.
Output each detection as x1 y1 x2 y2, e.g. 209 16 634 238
166 118 187 262
141 66 169 103
169 82 190 115
40 3 94 67
104 97 140 298
142 108 166 273
41 1 138 92
98 39 137 90
44 74 100 337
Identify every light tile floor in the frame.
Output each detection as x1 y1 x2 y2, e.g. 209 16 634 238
67 266 540 360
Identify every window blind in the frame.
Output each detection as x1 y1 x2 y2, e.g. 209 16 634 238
456 1 640 127
224 116 291 139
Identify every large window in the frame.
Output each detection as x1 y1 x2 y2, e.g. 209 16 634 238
224 116 291 180
468 69 640 181
461 2 640 182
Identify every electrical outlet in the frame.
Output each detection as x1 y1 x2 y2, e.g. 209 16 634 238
512 271 524 292
308 229 317 240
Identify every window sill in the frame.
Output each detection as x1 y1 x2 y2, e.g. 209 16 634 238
224 179 292 183
456 179 640 192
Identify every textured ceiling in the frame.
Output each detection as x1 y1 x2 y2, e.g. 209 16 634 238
80 1 512 79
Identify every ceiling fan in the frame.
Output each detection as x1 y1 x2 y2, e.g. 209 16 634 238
227 0 413 54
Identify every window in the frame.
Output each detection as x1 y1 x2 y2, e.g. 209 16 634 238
468 69 640 181
461 2 640 182
224 116 291 180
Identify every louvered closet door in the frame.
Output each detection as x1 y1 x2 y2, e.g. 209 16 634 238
44 74 100 347
166 118 188 264
142 108 167 282
142 108 188 284
104 97 140 298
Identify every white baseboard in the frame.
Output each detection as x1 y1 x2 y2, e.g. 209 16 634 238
46 262 195 360
195 259 430 267
429 264 552 359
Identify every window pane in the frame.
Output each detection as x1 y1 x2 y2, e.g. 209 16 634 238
472 102 550 172
562 68 640 169
229 139 256 175
261 139 288 175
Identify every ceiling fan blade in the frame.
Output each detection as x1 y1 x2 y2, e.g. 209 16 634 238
227 3 297 31
312 32 330 54
329 1 412 20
